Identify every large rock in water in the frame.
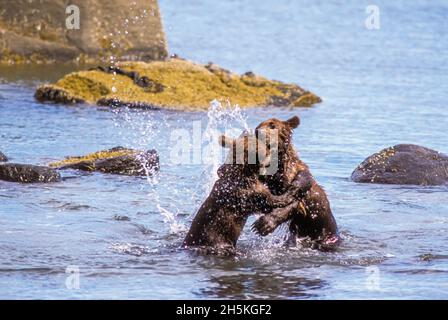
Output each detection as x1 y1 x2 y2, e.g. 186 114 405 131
351 144 448 186
0 151 7 162
0 163 61 183
50 147 159 176
35 58 322 110
0 0 167 63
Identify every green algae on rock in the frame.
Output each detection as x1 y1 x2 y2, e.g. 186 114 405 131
35 58 321 111
50 147 159 176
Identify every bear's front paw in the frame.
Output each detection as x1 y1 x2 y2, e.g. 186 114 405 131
251 215 278 236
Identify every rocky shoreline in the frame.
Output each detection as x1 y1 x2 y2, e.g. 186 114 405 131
0 147 159 183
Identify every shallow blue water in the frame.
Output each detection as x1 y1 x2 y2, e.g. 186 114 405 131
0 0 448 299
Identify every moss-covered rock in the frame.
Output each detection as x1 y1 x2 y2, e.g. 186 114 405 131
50 147 159 176
35 58 321 111
0 163 61 183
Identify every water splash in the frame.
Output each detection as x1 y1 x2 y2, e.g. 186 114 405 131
106 2 151 95
238 220 292 262
200 99 250 195
110 242 158 256
102 4 178 234
112 108 160 152
157 204 187 234
110 107 184 234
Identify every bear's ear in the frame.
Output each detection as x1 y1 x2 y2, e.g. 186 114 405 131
219 135 235 148
286 116 300 129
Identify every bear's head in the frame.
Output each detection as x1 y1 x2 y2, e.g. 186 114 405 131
255 116 300 155
218 132 272 177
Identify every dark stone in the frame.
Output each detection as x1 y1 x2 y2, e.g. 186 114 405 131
96 98 161 110
138 77 165 93
0 163 61 183
268 95 291 106
351 144 448 185
58 148 159 176
0 151 7 162
113 215 131 221
34 85 85 104
204 62 232 84
93 66 165 92
94 66 140 82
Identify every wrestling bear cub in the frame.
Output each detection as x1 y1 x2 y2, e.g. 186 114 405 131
252 116 339 250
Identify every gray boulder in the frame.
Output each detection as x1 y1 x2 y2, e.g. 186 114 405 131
351 144 448 186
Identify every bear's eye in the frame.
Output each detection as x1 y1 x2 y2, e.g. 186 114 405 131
269 123 276 129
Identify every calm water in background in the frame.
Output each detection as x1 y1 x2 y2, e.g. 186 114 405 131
0 0 447 299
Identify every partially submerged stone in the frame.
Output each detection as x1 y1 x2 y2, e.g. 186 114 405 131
50 147 159 176
0 163 61 183
351 144 448 186
0 151 7 162
35 58 321 111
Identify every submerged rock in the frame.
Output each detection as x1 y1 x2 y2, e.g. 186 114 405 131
0 163 61 183
0 0 167 64
0 151 7 162
35 58 321 111
351 144 448 186
50 147 159 176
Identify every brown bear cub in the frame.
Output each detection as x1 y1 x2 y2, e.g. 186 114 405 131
183 132 295 255
252 116 340 250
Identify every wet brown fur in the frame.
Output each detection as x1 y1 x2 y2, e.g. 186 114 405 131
252 116 339 249
183 133 294 255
